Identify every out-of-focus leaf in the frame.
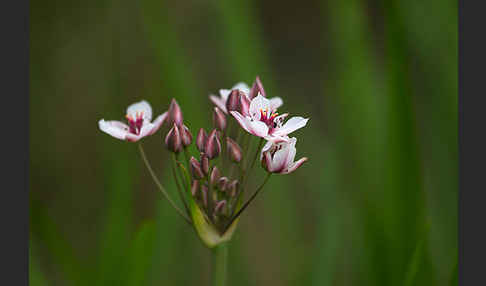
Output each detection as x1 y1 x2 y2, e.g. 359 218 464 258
129 221 157 285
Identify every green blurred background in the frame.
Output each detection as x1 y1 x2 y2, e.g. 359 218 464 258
30 0 457 285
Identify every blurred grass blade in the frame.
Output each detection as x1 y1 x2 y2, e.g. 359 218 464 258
129 221 157 285
29 239 49 286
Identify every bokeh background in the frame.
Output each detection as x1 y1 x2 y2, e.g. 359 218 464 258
30 0 457 285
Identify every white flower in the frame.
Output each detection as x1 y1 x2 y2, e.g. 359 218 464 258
209 82 283 114
261 137 308 174
230 94 308 142
98 100 167 142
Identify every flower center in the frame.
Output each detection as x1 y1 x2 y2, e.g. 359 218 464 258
259 108 279 127
125 111 144 135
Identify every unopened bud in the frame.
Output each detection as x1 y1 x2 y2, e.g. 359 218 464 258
201 185 208 207
191 180 200 196
249 76 266 99
255 76 266 97
201 154 209 175
180 124 192 147
165 124 182 153
196 128 207 152
214 200 227 213
218 177 229 191
205 129 221 159
225 89 239 112
210 166 221 185
190 156 204 179
213 107 227 131
229 180 239 197
167 98 183 126
237 93 251 116
226 137 242 163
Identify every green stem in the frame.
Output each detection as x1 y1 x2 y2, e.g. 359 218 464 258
212 243 228 286
138 143 192 224
225 173 272 232
172 153 190 217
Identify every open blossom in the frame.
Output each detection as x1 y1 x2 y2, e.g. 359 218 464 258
261 137 308 174
209 81 283 114
98 100 167 142
230 94 308 142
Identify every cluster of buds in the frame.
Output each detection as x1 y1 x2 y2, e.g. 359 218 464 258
98 76 309 248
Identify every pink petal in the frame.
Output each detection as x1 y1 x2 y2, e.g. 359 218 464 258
209 95 228 114
283 157 308 174
260 140 273 160
273 117 309 137
148 112 168 135
98 119 130 141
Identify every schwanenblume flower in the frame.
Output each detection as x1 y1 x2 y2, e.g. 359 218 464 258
261 137 308 174
230 94 308 142
98 100 166 142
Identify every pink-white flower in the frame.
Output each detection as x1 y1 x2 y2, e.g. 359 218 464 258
98 100 167 142
209 82 283 114
230 94 308 142
261 137 308 174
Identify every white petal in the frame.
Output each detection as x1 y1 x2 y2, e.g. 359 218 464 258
271 145 291 173
127 100 152 121
249 94 271 120
269 97 283 111
139 121 155 138
284 138 297 168
148 112 167 135
98 119 130 141
209 95 228 114
247 120 269 137
273 117 309 136
219 89 232 100
232 82 250 95
230 111 252 133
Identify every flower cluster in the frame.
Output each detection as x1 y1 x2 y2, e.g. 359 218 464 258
98 76 309 248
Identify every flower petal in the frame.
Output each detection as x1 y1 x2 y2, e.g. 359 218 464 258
269 97 283 111
284 137 297 168
273 116 309 136
249 94 271 120
232 82 250 95
148 112 168 135
283 157 308 174
271 144 291 173
230 111 252 133
247 120 269 137
127 100 152 121
260 140 273 160
209 95 228 114
98 119 130 141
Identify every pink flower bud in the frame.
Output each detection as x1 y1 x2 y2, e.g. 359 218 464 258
167 98 183 126
225 89 239 112
205 129 221 159
191 180 200 196
180 124 192 147
201 154 209 175
249 76 266 99
212 107 227 131
237 93 251 116
214 200 227 213
229 180 239 197
196 128 207 153
190 156 204 179
201 185 208 207
165 124 182 153
218 177 229 191
210 166 221 185
226 137 242 163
